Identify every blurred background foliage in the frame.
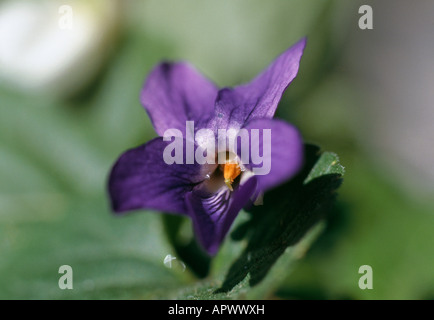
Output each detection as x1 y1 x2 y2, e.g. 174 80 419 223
0 0 433 299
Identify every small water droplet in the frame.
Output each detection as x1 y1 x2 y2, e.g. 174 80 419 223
164 254 174 268
218 113 223 118
205 173 211 180
163 254 186 272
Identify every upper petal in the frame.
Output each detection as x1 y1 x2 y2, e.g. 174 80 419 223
108 137 208 214
186 175 257 255
207 38 306 131
239 118 304 192
140 62 218 136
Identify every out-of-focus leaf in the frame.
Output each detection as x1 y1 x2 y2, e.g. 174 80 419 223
0 196 191 299
276 156 434 300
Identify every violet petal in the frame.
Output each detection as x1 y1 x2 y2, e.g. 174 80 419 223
207 38 306 131
240 118 304 192
108 138 206 214
140 62 218 136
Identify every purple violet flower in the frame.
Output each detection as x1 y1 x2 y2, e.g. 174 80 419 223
108 38 306 255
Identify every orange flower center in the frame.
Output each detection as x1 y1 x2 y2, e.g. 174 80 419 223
222 162 241 191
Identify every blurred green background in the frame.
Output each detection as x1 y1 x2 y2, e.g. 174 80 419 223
0 0 433 299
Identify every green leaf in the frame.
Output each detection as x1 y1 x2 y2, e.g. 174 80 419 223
215 145 344 296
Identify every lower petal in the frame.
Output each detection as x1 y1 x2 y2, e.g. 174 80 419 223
186 175 257 255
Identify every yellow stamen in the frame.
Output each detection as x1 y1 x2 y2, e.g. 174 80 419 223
223 162 241 191
225 180 234 191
